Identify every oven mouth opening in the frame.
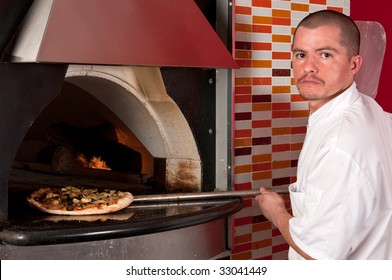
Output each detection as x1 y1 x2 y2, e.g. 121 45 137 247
10 65 203 194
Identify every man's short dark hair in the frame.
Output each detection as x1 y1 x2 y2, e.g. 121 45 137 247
293 10 360 58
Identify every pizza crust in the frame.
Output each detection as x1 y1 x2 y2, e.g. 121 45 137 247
27 187 134 215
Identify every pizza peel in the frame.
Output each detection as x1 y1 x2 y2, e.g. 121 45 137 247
131 186 288 204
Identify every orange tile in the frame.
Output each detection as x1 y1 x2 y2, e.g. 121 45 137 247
291 110 310 118
252 42 272 51
235 6 252 15
291 142 304 151
236 23 252 32
272 160 291 169
252 119 271 128
291 94 307 102
252 221 272 232
272 9 291 18
252 153 272 163
235 50 252 59
310 0 326 4
252 103 272 111
235 95 252 103
272 34 292 43
272 144 290 152
252 0 272 8
291 3 309 12
235 86 252 95
291 126 307 134
272 127 290 136
252 238 272 250
272 52 291 60
272 85 291 94
235 164 252 174
235 129 252 138
236 60 252 68
252 24 272 33
235 77 251 86
252 170 272 180
291 27 297 36
234 233 253 245
272 110 290 118
272 17 291 26
327 6 343 13
252 77 272 85
251 60 272 68
253 162 271 171
272 102 290 110
234 138 252 147
253 15 272 25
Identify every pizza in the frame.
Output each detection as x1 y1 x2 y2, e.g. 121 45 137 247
27 186 133 215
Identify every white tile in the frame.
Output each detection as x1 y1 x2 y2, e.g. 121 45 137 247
272 118 292 127
272 93 290 102
273 60 292 68
234 155 252 165
272 0 291 10
235 0 252 7
253 85 272 94
251 68 272 77
290 0 310 4
253 111 272 120
234 172 252 184
253 179 272 188
252 50 272 60
235 103 252 112
272 25 292 35
272 42 292 52
272 135 291 144
291 117 308 127
291 134 306 143
291 11 309 21
234 68 253 77
235 32 253 42
272 251 289 260
252 127 272 138
272 77 292 86
233 224 252 236
272 151 291 161
253 247 273 260
252 7 272 16
252 145 272 155
235 120 252 130
252 229 272 241
235 14 252 24
251 33 272 43
291 101 309 110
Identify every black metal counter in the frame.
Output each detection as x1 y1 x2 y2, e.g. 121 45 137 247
0 187 243 246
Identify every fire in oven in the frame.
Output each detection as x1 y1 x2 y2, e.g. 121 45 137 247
0 0 241 259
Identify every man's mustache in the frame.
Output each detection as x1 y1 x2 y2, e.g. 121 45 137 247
297 74 325 85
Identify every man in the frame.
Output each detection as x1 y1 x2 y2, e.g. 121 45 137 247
255 10 392 259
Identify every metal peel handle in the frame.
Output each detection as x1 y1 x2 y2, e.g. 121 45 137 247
132 187 288 203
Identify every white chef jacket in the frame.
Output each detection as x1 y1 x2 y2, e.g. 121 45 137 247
288 82 392 259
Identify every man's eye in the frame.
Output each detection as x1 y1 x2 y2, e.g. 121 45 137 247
295 53 305 59
321 53 331 58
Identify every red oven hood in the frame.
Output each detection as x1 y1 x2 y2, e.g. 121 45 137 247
4 0 238 68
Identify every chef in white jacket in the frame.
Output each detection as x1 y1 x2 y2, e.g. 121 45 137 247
255 10 392 259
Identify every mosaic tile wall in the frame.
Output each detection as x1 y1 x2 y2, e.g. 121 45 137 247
231 0 350 260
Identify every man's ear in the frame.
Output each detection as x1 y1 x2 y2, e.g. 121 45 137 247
351 55 362 75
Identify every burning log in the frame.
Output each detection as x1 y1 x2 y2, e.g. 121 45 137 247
38 123 142 174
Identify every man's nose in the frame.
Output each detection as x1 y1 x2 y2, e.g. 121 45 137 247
303 57 318 73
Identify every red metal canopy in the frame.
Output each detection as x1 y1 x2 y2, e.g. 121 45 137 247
34 0 238 68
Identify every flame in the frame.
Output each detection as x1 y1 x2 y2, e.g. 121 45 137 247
76 153 111 170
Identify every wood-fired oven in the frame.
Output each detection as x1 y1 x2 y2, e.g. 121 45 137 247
0 0 241 259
